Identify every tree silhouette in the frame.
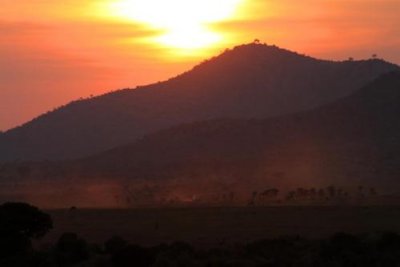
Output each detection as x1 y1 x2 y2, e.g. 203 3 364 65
286 191 296 201
248 191 258 206
318 188 326 199
327 186 336 199
259 188 279 204
296 188 308 199
270 188 279 197
0 202 52 260
0 202 52 240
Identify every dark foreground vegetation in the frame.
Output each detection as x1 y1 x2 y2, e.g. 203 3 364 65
3 203 400 266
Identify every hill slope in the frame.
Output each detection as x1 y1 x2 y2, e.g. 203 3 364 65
80 71 400 189
1 72 399 207
1 43 399 161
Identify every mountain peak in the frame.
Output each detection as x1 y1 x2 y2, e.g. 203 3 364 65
188 43 315 73
226 42 311 59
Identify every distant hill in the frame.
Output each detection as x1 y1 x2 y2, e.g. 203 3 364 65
1 43 399 161
1 72 399 207
76 72 400 191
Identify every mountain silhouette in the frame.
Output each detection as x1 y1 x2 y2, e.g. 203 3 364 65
0 43 399 161
77 71 400 190
0 72 399 207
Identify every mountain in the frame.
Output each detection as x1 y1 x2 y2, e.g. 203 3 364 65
1 43 399 161
76 71 400 188
1 72 399 207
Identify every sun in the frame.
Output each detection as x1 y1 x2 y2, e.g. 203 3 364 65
106 0 243 53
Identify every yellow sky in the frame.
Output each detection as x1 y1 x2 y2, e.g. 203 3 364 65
1 0 399 130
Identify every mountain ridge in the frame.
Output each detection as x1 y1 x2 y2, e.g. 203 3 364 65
1 71 399 207
77 71 400 187
1 43 399 161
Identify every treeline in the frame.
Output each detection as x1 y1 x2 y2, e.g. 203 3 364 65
2 202 400 266
118 184 380 208
284 186 377 202
22 232 400 266
244 185 378 206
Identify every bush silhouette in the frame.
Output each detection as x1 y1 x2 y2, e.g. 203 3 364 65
112 244 155 267
319 233 372 266
245 237 313 266
55 232 89 266
152 242 196 266
104 235 128 254
378 232 400 251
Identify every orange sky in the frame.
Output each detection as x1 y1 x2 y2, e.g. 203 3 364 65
1 0 399 131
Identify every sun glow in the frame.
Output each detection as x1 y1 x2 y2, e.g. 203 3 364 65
107 0 243 53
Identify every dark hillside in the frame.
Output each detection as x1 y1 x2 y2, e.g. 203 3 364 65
1 73 399 207
1 43 398 160
81 72 400 189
